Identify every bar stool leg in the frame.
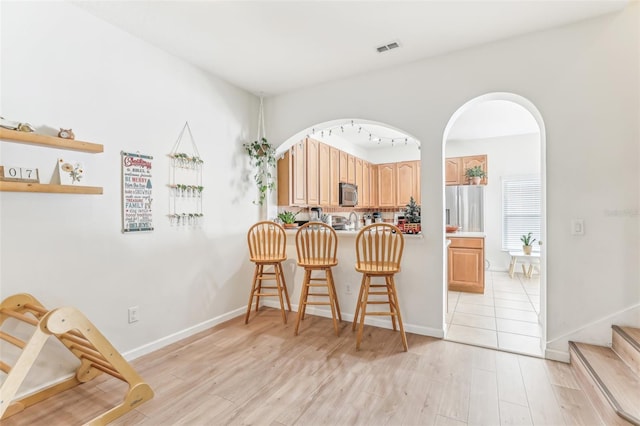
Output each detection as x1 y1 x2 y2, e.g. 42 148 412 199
352 274 367 331
294 269 311 335
385 276 398 331
389 276 408 352
325 268 340 336
356 275 371 351
274 262 288 324
327 269 342 322
278 263 292 311
245 264 260 324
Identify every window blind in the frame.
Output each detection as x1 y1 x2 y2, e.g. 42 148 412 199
502 176 541 251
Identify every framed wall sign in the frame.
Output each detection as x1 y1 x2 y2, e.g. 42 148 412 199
121 151 154 233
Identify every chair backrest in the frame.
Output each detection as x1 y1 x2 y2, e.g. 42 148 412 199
247 221 287 262
355 223 404 273
295 222 338 265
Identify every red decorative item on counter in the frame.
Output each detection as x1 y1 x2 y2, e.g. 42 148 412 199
397 218 421 234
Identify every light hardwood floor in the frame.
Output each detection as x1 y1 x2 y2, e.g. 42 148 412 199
4 308 603 425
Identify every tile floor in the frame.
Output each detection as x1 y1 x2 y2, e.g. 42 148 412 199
445 270 542 357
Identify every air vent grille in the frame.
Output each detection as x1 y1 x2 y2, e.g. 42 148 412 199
376 41 400 53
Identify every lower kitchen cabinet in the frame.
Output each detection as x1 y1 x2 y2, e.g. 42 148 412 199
448 237 485 293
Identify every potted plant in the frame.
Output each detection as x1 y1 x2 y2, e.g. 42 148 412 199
278 210 299 229
521 232 536 255
464 166 487 185
243 137 276 205
400 196 421 234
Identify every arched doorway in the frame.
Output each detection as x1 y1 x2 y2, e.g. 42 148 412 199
442 93 547 357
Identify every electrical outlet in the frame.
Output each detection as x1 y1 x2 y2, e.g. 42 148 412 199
128 306 139 323
571 219 585 236
345 284 352 295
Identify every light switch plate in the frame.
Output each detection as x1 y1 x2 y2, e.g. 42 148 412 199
571 219 585 235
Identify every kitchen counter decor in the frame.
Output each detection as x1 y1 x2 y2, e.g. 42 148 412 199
398 196 421 234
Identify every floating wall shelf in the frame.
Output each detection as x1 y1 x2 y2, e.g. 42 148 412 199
0 128 104 194
0 128 104 153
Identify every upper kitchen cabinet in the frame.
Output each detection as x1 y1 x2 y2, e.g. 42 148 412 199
329 146 340 206
346 154 356 185
445 157 463 185
461 155 488 185
370 165 378 207
306 138 320 205
377 163 396 207
318 142 331 206
396 161 420 207
361 161 371 207
339 150 348 183
445 155 488 185
355 158 364 206
277 140 307 206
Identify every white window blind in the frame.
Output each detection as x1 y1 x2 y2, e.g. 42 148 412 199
502 176 541 251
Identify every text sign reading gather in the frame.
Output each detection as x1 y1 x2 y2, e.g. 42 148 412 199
121 151 154 233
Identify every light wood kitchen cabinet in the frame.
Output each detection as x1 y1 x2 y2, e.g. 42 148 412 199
347 154 356 184
396 161 420 207
362 161 371 207
329 146 340 206
306 138 320 205
339 151 348 183
370 165 378 207
448 237 485 293
461 155 488 185
445 157 463 185
446 155 488 185
377 163 396 207
355 158 364 206
277 140 308 206
318 142 331 206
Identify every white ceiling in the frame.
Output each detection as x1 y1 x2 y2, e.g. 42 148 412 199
76 1 627 97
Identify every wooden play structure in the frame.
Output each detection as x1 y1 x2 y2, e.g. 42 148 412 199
0 293 153 424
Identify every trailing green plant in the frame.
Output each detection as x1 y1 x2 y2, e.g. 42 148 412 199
404 196 421 223
277 210 299 224
243 137 276 205
464 165 487 179
520 232 536 246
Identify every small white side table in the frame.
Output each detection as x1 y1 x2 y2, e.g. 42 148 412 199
508 251 540 278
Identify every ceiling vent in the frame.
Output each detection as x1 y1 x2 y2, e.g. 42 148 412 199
376 41 400 53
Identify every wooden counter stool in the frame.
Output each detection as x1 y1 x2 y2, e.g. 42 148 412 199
294 222 342 336
245 221 292 324
353 223 408 351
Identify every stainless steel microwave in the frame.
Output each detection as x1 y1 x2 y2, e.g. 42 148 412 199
339 182 358 207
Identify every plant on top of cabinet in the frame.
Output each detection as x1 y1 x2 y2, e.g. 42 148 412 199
464 165 486 185
243 137 276 205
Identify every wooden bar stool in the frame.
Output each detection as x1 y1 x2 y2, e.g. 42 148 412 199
294 222 342 336
353 223 408 351
245 221 292 324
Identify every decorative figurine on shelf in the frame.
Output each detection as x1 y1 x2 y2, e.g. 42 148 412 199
0 116 34 132
58 128 75 140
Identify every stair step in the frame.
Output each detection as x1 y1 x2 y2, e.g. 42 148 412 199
569 341 640 425
613 326 640 376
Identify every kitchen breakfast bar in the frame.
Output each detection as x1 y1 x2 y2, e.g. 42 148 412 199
260 228 440 338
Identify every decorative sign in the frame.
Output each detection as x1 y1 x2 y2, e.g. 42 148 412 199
121 151 154 233
57 158 84 185
0 165 39 183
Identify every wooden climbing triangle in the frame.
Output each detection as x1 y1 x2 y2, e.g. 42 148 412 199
0 293 153 424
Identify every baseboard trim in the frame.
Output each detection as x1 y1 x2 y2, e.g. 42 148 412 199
545 348 571 363
122 306 246 361
262 301 444 339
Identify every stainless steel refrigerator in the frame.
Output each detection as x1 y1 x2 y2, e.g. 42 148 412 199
445 186 484 232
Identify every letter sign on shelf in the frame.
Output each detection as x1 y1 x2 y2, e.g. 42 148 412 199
0 165 40 183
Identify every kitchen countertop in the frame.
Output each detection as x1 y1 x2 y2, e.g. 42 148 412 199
446 231 486 238
283 228 424 238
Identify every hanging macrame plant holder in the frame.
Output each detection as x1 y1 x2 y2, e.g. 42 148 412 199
245 97 276 206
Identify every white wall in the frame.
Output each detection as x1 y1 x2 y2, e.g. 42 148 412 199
0 1 260 391
266 4 640 358
446 133 541 271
